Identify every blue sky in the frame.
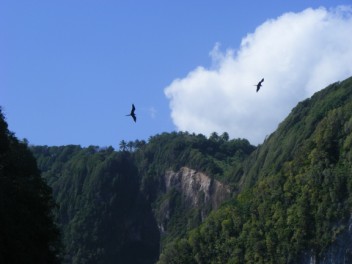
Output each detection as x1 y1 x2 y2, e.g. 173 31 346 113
1 1 352 148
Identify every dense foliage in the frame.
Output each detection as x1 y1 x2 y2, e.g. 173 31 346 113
31 132 255 263
25 76 352 263
135 131 254 199
158 77 352 263
240 79 352 189
32 146 160 264
135 132 255 247
0 108 60 263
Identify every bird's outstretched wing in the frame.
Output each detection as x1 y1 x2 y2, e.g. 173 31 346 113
131 104 136 115
126 104 137 122
256 78 264 92
130 104 136 122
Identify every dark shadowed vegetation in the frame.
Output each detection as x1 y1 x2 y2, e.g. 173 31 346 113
31 130 254 263
0 108 61 263
4 76 352 263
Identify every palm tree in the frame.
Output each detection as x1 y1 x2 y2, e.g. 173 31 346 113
127 141 134 152
119 140 127 151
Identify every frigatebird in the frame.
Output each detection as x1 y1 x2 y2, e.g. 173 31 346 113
126 104 136 122
255 78 264 92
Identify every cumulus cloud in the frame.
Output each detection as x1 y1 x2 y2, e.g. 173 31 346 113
164 6 352 145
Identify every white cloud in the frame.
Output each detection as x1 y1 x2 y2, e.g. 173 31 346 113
164 6 352 145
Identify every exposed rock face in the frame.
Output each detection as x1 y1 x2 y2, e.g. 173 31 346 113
300 215 352 264
156 167 231 235
164 167 231 211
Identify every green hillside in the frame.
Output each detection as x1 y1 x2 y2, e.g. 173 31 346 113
31 132 254 263
11 75 352 263
159 76 352 263
31 146 160 264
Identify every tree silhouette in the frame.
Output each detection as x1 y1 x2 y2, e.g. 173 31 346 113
119 140 127 151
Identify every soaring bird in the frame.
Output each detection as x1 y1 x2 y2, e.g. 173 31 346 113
126 104 136 122
255 78 264 92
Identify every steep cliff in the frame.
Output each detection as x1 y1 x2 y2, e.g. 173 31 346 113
156 167 231 238
164 167 230 211
158 77 352 263
31 132 253 263
300 214 352 263
32 147 160 264
28 76 352 263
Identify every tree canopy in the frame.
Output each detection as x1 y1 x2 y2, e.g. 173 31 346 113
158 77 352 263
0 108 61 263
22 76 352 263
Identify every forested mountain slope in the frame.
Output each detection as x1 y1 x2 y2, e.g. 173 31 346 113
31 132 254 263
0 108 60 263
159 77 352 263
240 78 352 189
29 76 352 263
32 146 160 264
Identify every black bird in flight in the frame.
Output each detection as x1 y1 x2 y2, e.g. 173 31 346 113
255 78 264 92
126 104 136 122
